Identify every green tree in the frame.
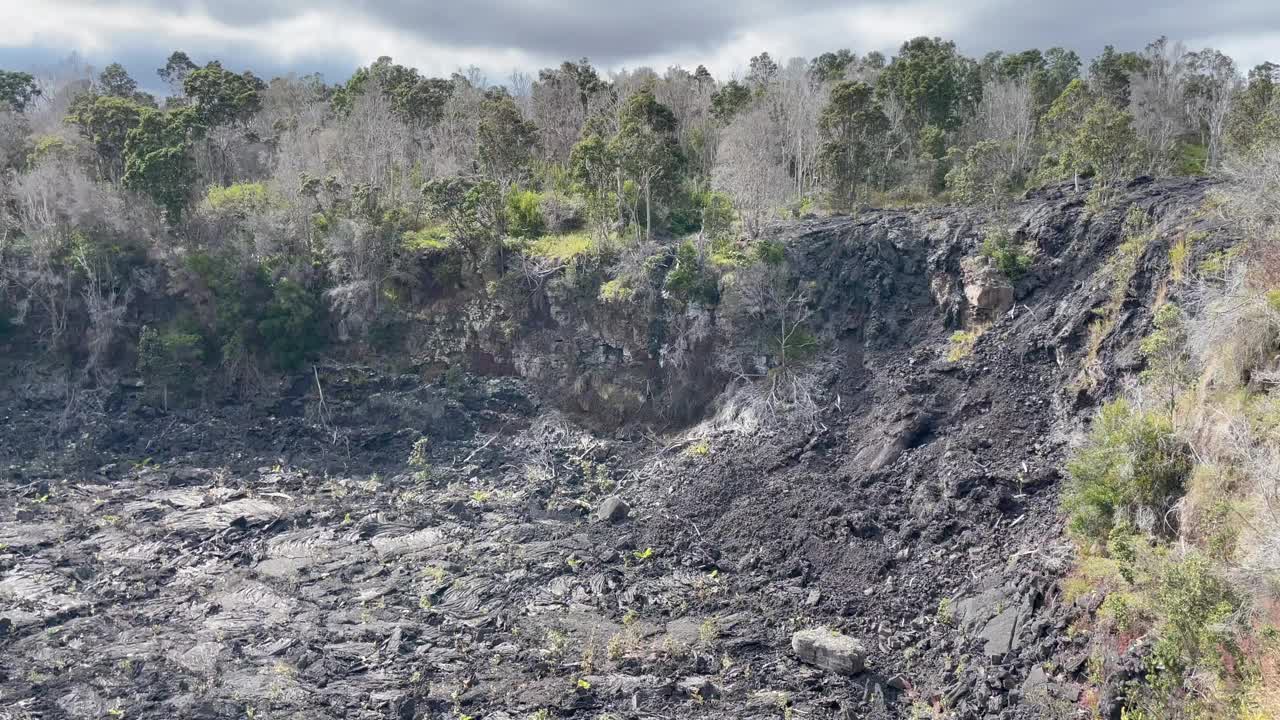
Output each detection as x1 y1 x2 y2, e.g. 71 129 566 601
710 80 751 123
477 87 538 191
1038 79 1094 187
1089 45 1150 107
1224 62 1280 155
811 50 857 83
123 107 199 220
1075 100 1139 203
157 51 198 94
333 56 454 125
569 132 617 239
876 37 981 133
423 177 503 272
945 139 1010 206
0 70 40 111
66 94 145 180
818 80 889 209
99 63 136 98
609 87 683 239
183 61 264 127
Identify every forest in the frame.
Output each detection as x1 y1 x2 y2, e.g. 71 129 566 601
0 37 1276 391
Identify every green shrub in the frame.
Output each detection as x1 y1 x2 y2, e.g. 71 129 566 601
205 182 273 216
402 224 449 251
1065 399 1192 542
505 189 546 239
137 326 204 403
258 278 326 370
754 239 786 267
979 226 1034 280
664 240 719 305
599 278 635 303
1148 553 1241 689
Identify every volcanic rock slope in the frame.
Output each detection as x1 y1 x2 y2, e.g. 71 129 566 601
0 177 1230 720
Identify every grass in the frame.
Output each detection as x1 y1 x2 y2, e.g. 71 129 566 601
530 231 595 262
946 329 981 362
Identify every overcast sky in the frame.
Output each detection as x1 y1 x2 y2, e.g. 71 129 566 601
1 1 1277 89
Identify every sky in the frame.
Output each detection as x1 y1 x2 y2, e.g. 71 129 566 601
0 0 1277 90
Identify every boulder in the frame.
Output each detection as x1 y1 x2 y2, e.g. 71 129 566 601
594 496 630 523
791 628 866 675
961 257 1015 320
980 606 1020 659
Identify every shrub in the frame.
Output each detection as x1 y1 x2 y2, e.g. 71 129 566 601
1065 398 1192 541
599 278 635 304
664 240 719 305
137 326 204 404
505 189 546 239
979 226 1034 280
204 182 273 217
402 224 449 251
258 278 326 370
1150 553 1241 684
754 239 786 267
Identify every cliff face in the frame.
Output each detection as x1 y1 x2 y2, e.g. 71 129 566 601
0 177 1234 719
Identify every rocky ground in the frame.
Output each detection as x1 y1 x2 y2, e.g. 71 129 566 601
0 177 1233 719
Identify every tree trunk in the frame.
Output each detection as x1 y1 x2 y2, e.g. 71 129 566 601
644 180 651 239
615 167 625 233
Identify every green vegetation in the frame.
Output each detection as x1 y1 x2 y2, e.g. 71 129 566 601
530 232 595 262
1059 141 1280 717
979 226 1035 280
946 330 980 362
1064 398 1191 541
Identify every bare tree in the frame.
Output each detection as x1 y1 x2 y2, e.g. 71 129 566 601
1183 48 1239 169
773 57 823 198
1129 37 1191 175
970 74 1037 178
714 102 791 236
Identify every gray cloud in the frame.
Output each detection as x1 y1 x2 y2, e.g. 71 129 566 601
1 0 1277 88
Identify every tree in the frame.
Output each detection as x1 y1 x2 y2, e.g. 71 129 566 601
818 81 890 209
971 74 1037 181
1128 37 1190 175
0 70 40 111
99 63 137 98
715 101 791 236
1075 101 1139 202
157 51 198 95
876 37 981 134
66 94 145 181
1183 48 1239 168
811 50 857 83
609 88 683 239
1224 62 1280 155
1038 79 1094 187
747 52 780 92
711 80 751 123
123 106 199 220
422 177 503 272
184 61 264 128
334 56 453 126
1089 45 1150 107
569 132 617 239
477 87 538 191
